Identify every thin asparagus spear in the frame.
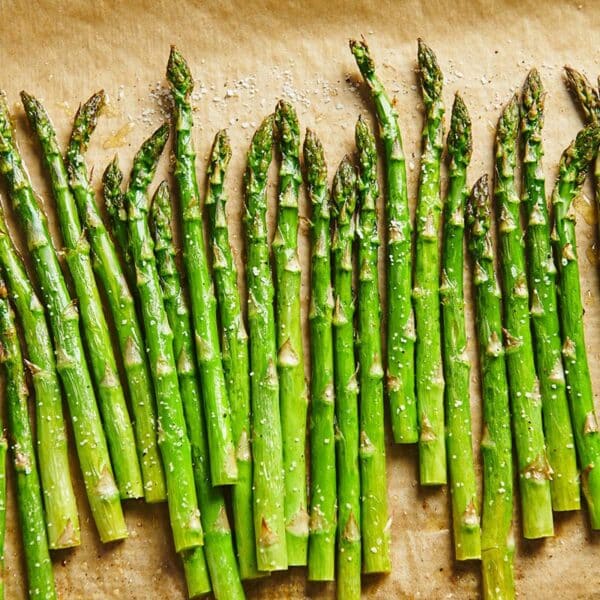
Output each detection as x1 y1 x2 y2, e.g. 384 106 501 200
125 124 203 552
0 279 56 600
244 116 288 571
166 47 237 486
65 91 165 503
152 182 245 600
552 124 600 528
349 38 417 444
440 94 481 560
467 175 515 600
0 92 126 542
304 129 336 581
205 131 262 580
355 116 391 574
331 157 361 599
22 91 142 500
521 70 580 511
495 95 554 539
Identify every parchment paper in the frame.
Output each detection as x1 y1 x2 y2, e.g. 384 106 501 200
1 0 600 598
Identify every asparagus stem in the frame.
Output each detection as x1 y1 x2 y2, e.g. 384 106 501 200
304 129 336 581
65 91 166 503
355 116 391 574
0 93 126 543
467 175 515 600
125 124 203 552
331 157 361 599
181 547 212 599
520 70 580 511
244 116 288 571
494 95 554 539
552 124 600 528
350 38 417 443
441 94 481 560
0 282 7 600
166 47 238 486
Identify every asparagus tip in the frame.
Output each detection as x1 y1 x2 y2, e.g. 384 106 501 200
207 129 232 186
564 65 599 122
417 39 443 104
467 174 490 235
303 128 326 187
167 46 193 96
332 155 357 217
497 94 520 143
522 69 545 118
447 92 472 162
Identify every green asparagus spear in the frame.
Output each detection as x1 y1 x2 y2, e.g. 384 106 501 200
0 279 56 600
331 157 361 599
552 124 600 528
0 92 126 543
494 95 554 538
467 175 515 600
181 547 212 599
521 70 580 511
244 116 288 571
355 116 391 574
151 182 245 600
440 94 481 560
166 47 238 486
125 124 203 552
304 129 336 581
65 91 166 503
349 38 417 444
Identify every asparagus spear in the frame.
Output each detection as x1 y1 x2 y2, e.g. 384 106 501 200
125 124 203 552
349 38 417 444
440 94 481 560
22 91 142 500
466 175 515 600
166 47 238 486
152 182 245 600
331 157 361 599
552 124 600 528
0 92 126 542
0 279 56 600
304 129 336 581
181 547 212 599
65 91 166 503
244 116 288 571
494 95 554 538
355 116 391 574
521 70 580 511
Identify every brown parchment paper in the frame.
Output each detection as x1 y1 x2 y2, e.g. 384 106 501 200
1 0 600 598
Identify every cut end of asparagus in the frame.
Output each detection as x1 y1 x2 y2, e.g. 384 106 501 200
275 99 300 156
349 38 375 78
331 155 357 220
303 128 327 191
207 129 232 187
167 46 194 97
497 94 520 146
447 93 472 165
522 69 545 126
564 66 600 122
417 38 443 106
466 174 491 239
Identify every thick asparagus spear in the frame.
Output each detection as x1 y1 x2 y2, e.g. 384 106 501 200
125 124 203 552
22 91 142 500
349 38 417 444
0 279 56 600
65 91 166 503
0 92 126 542
355 116 391 574
166 47 238 486
331 157 361 599
494 95 554 538
151 181 245 600
304 129 336 581
440 94 481 560
467 175 515 600
521 71 580 511
244 116 288 571
552 124 600 528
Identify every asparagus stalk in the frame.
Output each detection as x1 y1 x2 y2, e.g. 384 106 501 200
495 95 554 538
355 116 391 574
125 124 203 552
244 116 288 571
552 124 600 528
466 175 515 600
166 47 238 486
0 279 56 600
151 182 245 600
304 129 336 581
349 38 417 444
440 94 481 560
181 547 212 599
521 71 580 511
0 92 126 542
65 91 166 503
331 157 361 599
